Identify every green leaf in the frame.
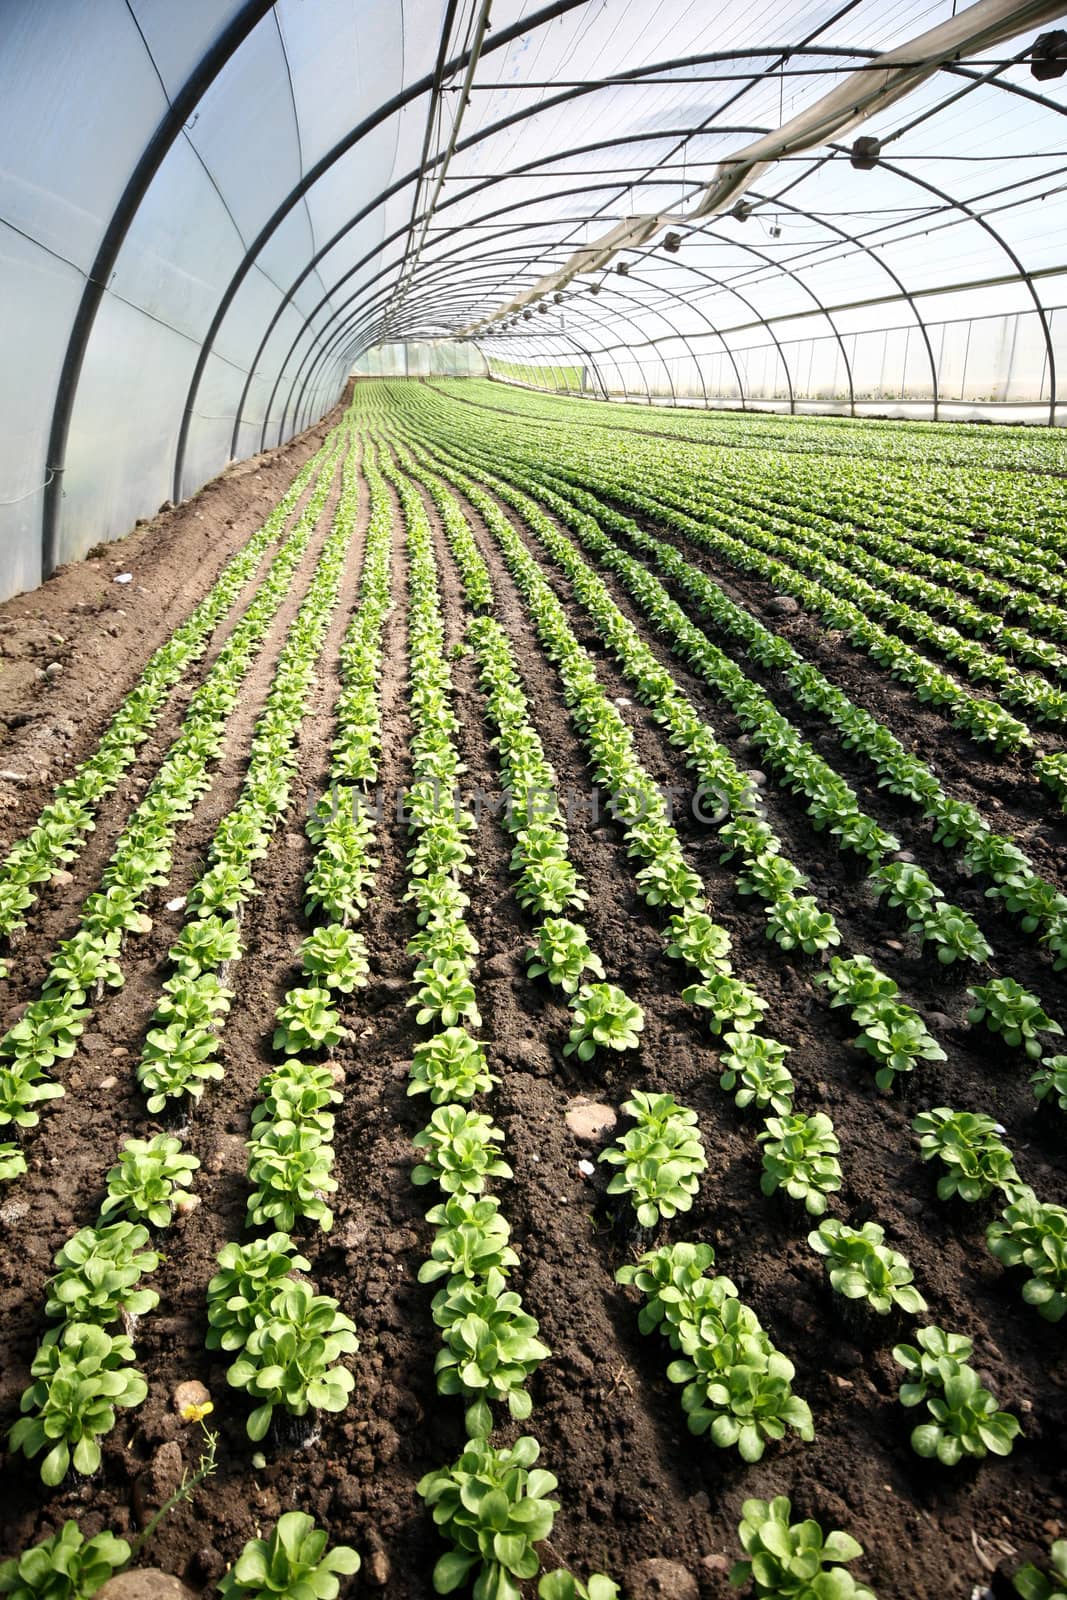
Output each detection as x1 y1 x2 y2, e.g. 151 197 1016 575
434 1550 478 1594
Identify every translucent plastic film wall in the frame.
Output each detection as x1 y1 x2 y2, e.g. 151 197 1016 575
0 0 447 602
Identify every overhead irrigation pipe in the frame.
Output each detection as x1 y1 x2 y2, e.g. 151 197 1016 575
381 0 494 330
460 0 1067 335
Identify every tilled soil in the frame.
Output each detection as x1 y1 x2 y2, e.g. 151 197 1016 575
0 408 1065 1600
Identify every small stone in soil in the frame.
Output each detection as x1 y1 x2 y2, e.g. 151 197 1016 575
171 1379 211 1415
98 1075 118 1089
565 1099 617 1140
96 1574 196 1600
627 1558 700 1599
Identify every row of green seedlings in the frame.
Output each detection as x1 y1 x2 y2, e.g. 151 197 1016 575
722 448 1067 653
563 424 1067 784
394 421 957 1101
411 418 1067 1330
389 428 840 1470
5 427 360 1490
184 434 367 1448
392 441 645 1065
400 384 1067 967
379 439 618 1600
393 425 1064 1410
501 412 1055 749
410 419 1067 1108
132 429 357 1121
660 440 1067 699
401 401 1067 1117
0 1512 360 1600
422 382 1067 830
456 374 1067 558
0 430 342 959
7 1132 196 1484
202 433 397 1449
0 433 347 1184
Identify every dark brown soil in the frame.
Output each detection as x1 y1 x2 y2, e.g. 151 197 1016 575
0 400 1064 1600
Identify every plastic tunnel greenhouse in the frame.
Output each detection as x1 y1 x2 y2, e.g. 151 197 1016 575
2 4 1067 1598
4 0 1067 599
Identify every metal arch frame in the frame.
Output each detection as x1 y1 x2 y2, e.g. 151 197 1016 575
209 41 926 470
169 0 589 498
265 152 747 444
351 277 666 404
259 125 954 437
244 120 772 453
743 182 940 417
286 240 719 432
834 146 1059 423
39 0 277 580
208 40 1067 474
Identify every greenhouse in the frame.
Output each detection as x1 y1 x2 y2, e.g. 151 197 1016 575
1 2 1066 1598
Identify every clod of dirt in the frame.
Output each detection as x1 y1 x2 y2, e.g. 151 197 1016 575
565 1099 617 1141
766 593 800 615
625 1558 700 1599
133 1441 185 1527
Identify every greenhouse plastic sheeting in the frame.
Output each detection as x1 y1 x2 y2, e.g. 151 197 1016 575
2 0 1067 599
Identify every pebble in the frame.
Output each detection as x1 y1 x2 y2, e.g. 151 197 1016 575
767 595 800 616
0 769 27 783
50 868 74 886
882 938 905 952
44 661 63 678
0 1198 30 1227
578 1159 596 1177
565 1099 617 1141
171 1379 211 1416
743 768 768 787
363 1536 390 1589
927 1012 953 1033
111 1047 128 1058
113 572 134 584
97 1574 196 1600
98 1075 118 1090
701 1555 731 1576
893 850 916 863
627 1559 700 1600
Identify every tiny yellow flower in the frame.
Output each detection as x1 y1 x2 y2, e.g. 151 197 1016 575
180 1400 214 1424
